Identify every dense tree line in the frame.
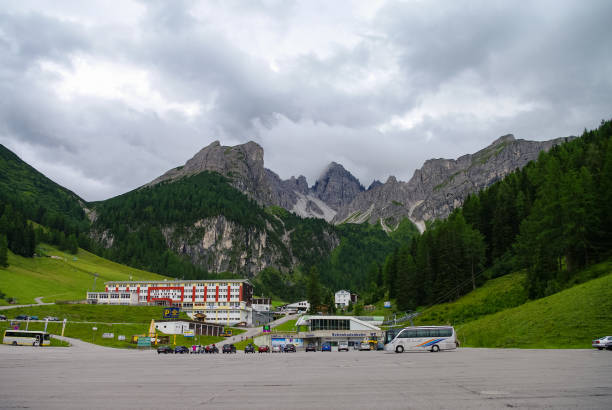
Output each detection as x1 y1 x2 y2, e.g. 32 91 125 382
377 118 612 309
380 213 486 311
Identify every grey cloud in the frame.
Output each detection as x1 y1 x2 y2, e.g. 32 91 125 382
0 1 611 201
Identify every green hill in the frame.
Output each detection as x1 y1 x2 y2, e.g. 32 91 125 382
0 244 167 304
414 272 528 326
0 144 88 229
457 266 612 348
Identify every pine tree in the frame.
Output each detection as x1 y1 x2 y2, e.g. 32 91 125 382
67 233 78 254
307 266 321 313
0 234 8 267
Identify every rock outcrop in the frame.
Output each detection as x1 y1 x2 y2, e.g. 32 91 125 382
333 135 572 231
149 140 274 205
312 162 365 210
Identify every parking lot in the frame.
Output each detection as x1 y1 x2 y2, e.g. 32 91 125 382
0 343 611 409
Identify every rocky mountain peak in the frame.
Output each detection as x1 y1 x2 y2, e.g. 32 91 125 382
148 140 271 204
313 161 364 210
333 133 570 231
367 180 383 190
490 134 515 146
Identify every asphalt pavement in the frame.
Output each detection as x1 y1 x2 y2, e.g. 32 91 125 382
0 343 610 409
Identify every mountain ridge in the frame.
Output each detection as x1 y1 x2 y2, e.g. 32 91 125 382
147 133 571 231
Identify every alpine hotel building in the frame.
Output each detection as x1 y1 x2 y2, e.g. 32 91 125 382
87 279 254 325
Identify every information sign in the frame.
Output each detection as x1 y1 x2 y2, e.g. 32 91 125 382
163 307 180 319
183 330 195 337
263 325 271 333
137 337 152 347
102 333 114 339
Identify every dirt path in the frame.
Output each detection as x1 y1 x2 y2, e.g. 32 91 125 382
0 296 55 311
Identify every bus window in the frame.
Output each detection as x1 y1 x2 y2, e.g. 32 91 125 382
440 328 452 337
416 329 430 338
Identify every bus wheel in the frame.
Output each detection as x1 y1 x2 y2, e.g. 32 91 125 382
431 345 440 352
395 345 404 353
12 341 17 346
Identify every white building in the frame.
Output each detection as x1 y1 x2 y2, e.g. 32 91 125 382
255 315 382 350
335 290 351 308
280 300 310 313
154 320 223 336
87 279 254 326
87 291 138 305
252 297 271 312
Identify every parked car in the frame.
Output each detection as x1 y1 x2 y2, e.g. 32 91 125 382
258 345 270 353
592 336 612 350
205 344 219 354
376 342 385 351
284 343 296 353
305 343 317 352
359 342 371 351
222 344 237 353
271 345 282 353
157 345 174 354
15 315 28 320
0 314 6 321
43 316 59 321
29 316 39 320
338 341 349 352
174 346 189 354
321 343 332 352
244 343 256 353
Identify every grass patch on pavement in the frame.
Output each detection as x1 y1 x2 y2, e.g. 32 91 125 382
234 338 258 351
272 319 297 332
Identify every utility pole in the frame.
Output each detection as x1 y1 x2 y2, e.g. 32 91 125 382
92 273 98 291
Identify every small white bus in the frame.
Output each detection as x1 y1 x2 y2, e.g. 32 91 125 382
385 326 457 353
3 330 51 346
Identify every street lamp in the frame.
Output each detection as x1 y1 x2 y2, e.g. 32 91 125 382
92 327 97 343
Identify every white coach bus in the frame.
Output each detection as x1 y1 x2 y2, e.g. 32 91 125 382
384 326 457 353
3 330 51 346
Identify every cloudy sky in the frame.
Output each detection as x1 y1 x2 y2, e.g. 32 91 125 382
1 0 611 201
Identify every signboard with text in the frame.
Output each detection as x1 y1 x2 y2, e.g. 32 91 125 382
163 307 180 319
137 337 151 347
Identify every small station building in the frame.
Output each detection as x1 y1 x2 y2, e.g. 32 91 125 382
254 315 382 350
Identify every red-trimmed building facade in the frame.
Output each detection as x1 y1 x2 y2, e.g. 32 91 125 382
87 279 254 325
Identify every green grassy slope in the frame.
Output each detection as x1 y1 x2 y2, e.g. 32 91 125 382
2 304 189 323
414 272 528 326
0 244 167 304
457 270 612 348
0 144 87 226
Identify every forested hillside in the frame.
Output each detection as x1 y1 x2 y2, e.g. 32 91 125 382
379 119 612 311
0 144 90 261
90 171 419 295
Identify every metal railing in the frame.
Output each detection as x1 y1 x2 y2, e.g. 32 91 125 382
382 311 420 326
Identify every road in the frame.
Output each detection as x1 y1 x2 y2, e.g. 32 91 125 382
0 344 610 409
222 313 298 345
0 296 54 311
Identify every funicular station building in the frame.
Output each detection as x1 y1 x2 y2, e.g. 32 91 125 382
255 315 382 350
86 279 254 325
